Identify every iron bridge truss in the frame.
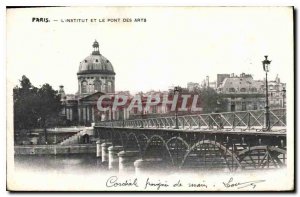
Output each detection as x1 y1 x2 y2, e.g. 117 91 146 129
95 108 287 172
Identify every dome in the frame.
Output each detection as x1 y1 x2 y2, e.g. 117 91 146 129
78 54 115 75
77 40 115 75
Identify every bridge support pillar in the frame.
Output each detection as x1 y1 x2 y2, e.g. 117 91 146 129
108 146 123 170
134 158 164 175
101 142 112 163
118 150 140 172
96 140 105 158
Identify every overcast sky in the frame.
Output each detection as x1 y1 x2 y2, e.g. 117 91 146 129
7 7 293 94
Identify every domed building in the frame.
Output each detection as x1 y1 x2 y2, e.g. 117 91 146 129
60 40 118 126
77 40 115 96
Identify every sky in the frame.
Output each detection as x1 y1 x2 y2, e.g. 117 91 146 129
6 7 293 94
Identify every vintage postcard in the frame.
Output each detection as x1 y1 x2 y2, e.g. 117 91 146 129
6 6 294 191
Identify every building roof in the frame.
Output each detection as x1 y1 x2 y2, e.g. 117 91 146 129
77 40 115 75
219 76 264 94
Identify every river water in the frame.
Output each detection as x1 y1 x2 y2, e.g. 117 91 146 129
14 154 106 174
12 153 287 191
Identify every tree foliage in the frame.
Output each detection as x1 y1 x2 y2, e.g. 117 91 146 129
13 76 62 142
168 86 228 114
184 87 227 113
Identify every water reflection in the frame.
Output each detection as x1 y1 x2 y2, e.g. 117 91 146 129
15 154 106 174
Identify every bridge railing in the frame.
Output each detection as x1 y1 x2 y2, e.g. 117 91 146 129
95 108 286 132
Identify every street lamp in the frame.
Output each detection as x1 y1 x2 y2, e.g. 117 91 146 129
282 88 286 108
174 86 180 129
140 93 145 128
262 55 271 131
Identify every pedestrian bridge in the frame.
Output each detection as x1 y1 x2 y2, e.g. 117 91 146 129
96 108 286 132
94 108 287 172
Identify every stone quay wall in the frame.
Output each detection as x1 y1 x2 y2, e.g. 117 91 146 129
14 144 96 155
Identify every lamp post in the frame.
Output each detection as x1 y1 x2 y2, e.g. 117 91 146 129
262 55 271 131
282 88 286 108
174 86 180 129
140 93 145 128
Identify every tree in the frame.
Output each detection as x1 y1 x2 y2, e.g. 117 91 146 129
13 76 62 144
35 84 62 143
13 76 39 133
191 87 228 113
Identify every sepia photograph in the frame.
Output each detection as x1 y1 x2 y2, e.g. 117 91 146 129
6 6 294 191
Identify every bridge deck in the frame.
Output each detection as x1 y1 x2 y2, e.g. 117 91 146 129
95 126 286 137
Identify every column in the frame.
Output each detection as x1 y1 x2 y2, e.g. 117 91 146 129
70 108 73 121
96 139 105 158
66 108 69 120
118 150 140 172
82 107 86 122
92 107 95 122
101 142 112 163
78 107 81 123
108 146 123 170
87 106 90 122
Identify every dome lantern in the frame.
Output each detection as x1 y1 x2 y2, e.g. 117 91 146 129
92 40 100 55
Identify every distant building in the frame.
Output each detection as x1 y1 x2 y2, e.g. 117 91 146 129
217 73 286 112
59 40 120 126
187 82 200 92
127 90 170 119
217 74 230 88
201 76 217 89
217 73 265 112
268 75 286 108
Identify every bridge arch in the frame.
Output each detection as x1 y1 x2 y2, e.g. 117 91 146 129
143 135 174 166
181 140 241 171
111 130 124 147
238 146 286 169
166 137 190 166
124 132 142 155
135 134 149 154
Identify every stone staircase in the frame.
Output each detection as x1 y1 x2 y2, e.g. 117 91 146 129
60 127 95 145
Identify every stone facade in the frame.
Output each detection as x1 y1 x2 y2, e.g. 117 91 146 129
217 73 286 112
60 40 117 126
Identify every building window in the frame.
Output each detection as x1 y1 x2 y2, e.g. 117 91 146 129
242 102 246 111
251 88 257 92
107 81 112 92
94 80 102 92
231 103 235 112
81 81 87 93
229 88 235 92
240 88 246 92
253 103 257 110
95 59 99 63
269 85 274 90
152 106 157 114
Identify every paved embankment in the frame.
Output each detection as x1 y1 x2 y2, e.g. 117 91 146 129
14 144 96 155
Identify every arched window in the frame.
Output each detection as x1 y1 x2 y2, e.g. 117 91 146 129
81 81 87 93
240 88 246 92
251 87 257 92
107 81 112 92
94 80 102 92
229 88 235 92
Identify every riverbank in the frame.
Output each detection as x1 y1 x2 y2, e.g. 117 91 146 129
14 144 96 155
